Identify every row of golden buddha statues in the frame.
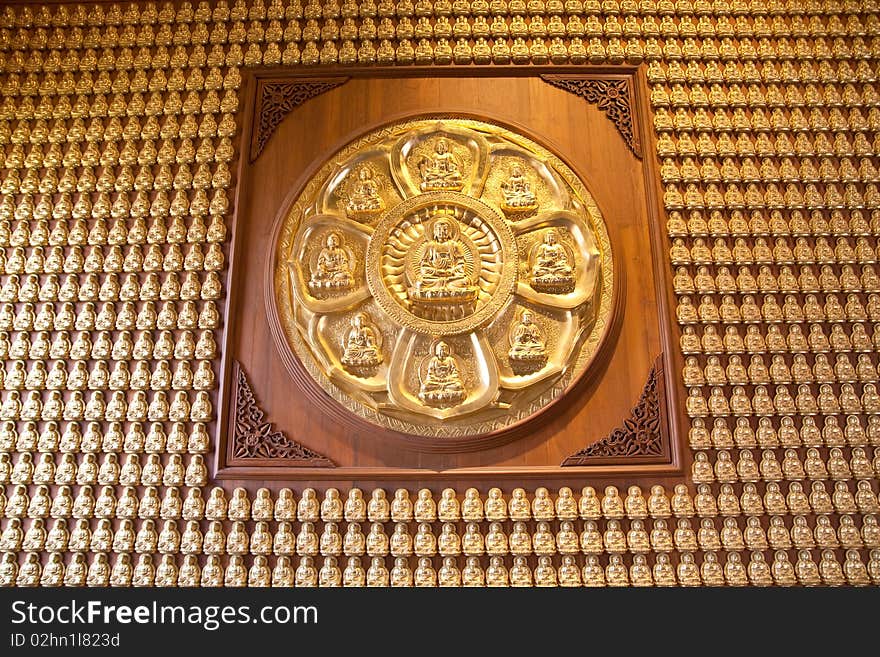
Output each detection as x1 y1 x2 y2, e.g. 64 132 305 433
3 548 879 586
0 270 225 301
0 138 236 170
3 515 879 561
6 484 877 523
0 0 873 27
2 482 875 521
0 214 226 247
689 414 880 448
0 359 215 392
655 107 880 136
0 34 877 72
0 274 223 305
692 447 879 482
0 329 218 362
0 389 215 423
668 210 880 239
690 413 880 446
0 420 211 455
663 181 880 210
0 300 222 332
677 293 880 324
675 267 880 297
680 322 880 354
0 7 876 46
684 352 880 385
0 453 209 488
662 164 880 192
685 382 880 416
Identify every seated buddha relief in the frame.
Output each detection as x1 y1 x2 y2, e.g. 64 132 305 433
309 232 355 292
508 309 547 373
407 217 478 307
530 229 576 294
418 341 467 407
340 312 383 372
418 138 464 191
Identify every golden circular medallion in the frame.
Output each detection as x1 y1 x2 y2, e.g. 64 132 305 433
272 117 615 442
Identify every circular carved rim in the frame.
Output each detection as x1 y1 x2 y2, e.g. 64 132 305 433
268 113 618 451
365 191 518 336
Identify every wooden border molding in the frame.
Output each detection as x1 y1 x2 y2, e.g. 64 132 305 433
562 354 667 465
250 77 350 161
540 74 641 158
230 361 335 467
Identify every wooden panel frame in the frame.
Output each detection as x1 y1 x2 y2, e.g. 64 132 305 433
214 65 687 481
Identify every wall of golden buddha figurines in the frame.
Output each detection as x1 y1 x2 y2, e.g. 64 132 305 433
0 0 879 587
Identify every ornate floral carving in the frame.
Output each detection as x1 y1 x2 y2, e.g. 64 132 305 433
562 355 666 465
251 78 349 161
231 362 334 466
540 75 641 158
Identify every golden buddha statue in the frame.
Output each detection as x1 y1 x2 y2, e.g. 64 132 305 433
418 138 463 191
418 340 466 407
308 232 355 292
530 229 575 294
340 312 382 370
508 309 547 371
345 166 385 222
408 217 477 306
500 163 538 217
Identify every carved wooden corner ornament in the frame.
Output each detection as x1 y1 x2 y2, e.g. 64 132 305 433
562 355 667 465
540 74 642 158
250 77 350 161
231 361 335 466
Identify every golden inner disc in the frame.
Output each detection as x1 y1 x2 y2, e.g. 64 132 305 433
273 116 615 439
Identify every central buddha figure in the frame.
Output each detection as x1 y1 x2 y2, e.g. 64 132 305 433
341 312 382 370
345 167 385 222
407 217 478 306
418 341 467 407
530 229 575 294
309 232 355 291
418 138 464 191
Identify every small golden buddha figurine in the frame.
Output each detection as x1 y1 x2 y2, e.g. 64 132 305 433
389 523 413 557
390 556 413 588
600 486 625 519
457 487 482 521
363 556 389 588
296 522 319 557
530 229 576 294
365 522 389 557
294 556 318 588
367 489 390 523
340 488 366 523
319 522 343 557
296 488 319 522
386 489 412 522
340 313 382 372
533 555 557 587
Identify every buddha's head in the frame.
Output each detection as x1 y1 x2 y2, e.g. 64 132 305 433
432 218 452 242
